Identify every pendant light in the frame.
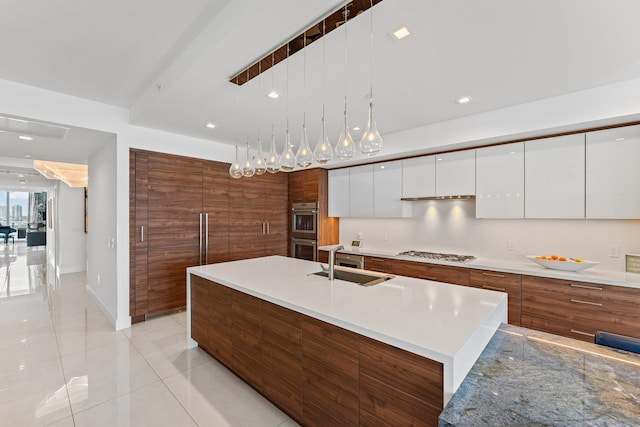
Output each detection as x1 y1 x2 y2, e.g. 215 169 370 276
296 32 313 168
229 77 243 179
266 53 280 173
359 0 383 156
314 20 333 164
254 62 267 175
280 45 296 171
242 136 255 177
335 5 355 160
229 145 243 179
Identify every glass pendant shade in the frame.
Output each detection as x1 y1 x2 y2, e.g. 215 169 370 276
254 138 267 175
229 145 243 179
296 124 313 168
242 142 255 177
314 117 333 164
265 132 280 173
335 112 355 160
359 101 383 156
280 131 295 171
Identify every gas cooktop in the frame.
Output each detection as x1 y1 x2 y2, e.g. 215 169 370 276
397 250 476 263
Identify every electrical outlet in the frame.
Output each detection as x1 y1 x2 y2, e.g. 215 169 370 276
608 245 619 258
383 233 388 242
507 240 515 251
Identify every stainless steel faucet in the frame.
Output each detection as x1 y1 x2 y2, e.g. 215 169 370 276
327 245 344 280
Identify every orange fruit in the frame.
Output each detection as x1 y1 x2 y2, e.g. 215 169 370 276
558 257 567 262
550 255 559 260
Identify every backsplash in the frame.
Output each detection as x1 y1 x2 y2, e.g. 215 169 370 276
339 200 640 272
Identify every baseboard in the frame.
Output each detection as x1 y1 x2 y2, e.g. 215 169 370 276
86 285 131 330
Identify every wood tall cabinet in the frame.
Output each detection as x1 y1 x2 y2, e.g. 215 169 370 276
288 169 339 255
130 149 230 320
229 173 288 261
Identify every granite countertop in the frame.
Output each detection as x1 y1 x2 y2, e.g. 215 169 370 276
187 255 507 403
319 245 640 289
439 324 640 426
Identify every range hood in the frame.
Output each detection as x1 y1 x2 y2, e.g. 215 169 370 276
401 195 475 201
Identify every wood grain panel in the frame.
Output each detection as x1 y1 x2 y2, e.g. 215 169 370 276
190 276 209 347
521 315 597 342
203 161 230 264
470 269 522 325
359 336 443 408
302 357 359 426
232 292 262 335
359 373 440 427
262 369 303 423
522 275 640 339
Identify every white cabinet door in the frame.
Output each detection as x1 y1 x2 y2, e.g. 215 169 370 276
374 161 411 217
328 168 350 217
476 143 524 218
402 156 435 198
524 134 585 218
435 150 476 196
586 125 640 218
349 164 374 217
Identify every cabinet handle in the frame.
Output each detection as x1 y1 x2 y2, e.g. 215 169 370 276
482 285 506 292
369 257 386 262
420 276 437 281
140 225 144 242
205 213 209 264
570 283 603 291
262 223 265 234
570 298 603 307
482 272 505 278
570 329 595 337
199 213 203 265
267 222 270 234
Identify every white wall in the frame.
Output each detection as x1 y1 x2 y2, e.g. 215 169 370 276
57 183 87 274
87 139 118 325
340 201 640 272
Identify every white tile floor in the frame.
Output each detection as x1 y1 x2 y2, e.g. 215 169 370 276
0 243 298 426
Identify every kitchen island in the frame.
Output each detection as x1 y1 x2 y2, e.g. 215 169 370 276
187 255 507 426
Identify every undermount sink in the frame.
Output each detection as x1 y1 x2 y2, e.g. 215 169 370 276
311 268 394 287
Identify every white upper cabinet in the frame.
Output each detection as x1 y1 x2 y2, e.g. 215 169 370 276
328 168 350 217
402 156 436 199
349 164 374 217
374 161 411 217
586 125 640 218
476 142 524 218
524 134 585 218
435 150 476 196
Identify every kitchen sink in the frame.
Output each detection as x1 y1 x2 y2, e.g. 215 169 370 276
311 268 394 287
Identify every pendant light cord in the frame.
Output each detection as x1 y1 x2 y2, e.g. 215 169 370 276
271 53 275 139
303 31 307 128
322 19 326 135
343 4 348 130
369 0 374 103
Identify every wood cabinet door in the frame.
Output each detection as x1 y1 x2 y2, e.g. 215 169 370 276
232 291 262 391
203 161 230 264
146 152 203 314
263 173 288 256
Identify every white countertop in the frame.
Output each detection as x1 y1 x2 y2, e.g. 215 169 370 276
187 255 507 404
319 245 640 289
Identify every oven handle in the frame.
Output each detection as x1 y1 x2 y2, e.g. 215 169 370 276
292 238 317 246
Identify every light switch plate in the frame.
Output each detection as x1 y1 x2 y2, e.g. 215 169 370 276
608 245 620 258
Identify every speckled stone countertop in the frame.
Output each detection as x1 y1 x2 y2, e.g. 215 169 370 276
439 324 640 426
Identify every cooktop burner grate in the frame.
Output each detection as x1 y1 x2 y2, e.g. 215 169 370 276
397 250 476 263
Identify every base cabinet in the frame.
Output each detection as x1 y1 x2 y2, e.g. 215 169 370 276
190 274 444 427
521 275 640 342
469 270 521 326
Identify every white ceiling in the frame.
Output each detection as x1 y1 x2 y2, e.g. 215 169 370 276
2 0 640 165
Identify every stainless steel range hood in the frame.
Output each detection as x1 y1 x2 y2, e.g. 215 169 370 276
400 195 475 201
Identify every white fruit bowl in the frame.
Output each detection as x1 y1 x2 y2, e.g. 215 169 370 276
527 255 599 272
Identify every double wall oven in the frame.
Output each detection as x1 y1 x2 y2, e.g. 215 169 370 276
291 202 319 261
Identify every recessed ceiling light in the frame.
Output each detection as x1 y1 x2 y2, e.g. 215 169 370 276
391 25 411 40
457 96 472 104
205 123 216 129
615 137 625 141
17 174 25 178
25 155 32 158
267 91 280 99
19 135 33 141
352 126 361 131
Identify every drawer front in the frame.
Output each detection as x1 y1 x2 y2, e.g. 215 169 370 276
521 314 597 342
393 260 470 285
522 276 640 338
470 270 522 325
365 256 391 273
